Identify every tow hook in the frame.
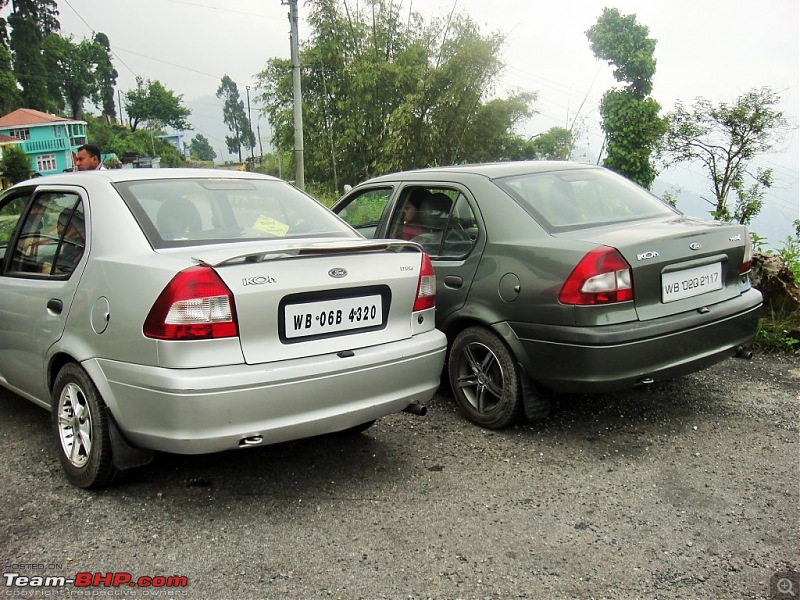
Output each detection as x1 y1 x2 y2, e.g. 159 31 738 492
403 402 427 416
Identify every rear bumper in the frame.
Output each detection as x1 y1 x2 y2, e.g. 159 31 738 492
83 329 446 454
504 289 762 393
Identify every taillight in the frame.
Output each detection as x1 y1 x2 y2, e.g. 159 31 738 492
559 246 633 305
144 266 238 340
740 228 753 274
413 253 436 311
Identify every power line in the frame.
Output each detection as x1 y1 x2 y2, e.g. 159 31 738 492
60 0 139 78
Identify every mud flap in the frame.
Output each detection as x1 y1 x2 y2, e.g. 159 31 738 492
519 366 552 421
108 414 154 470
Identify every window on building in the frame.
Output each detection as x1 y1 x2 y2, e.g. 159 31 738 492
36 153 57 173
9 128 30 141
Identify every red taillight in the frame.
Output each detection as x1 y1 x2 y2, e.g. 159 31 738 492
559 246 633 305
144 266 238 340
413 253 436 311
740 228 753 275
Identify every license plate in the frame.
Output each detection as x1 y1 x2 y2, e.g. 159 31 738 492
662 262 723 303
284 294 383 339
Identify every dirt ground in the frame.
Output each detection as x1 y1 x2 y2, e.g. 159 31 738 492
1 352 798 599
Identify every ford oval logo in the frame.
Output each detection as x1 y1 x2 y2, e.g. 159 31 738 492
328 268 348 278
689 242 702 251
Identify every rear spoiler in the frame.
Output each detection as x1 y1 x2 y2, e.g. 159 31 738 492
195 240 422 268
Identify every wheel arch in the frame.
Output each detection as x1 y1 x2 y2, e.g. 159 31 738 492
47 352 78 403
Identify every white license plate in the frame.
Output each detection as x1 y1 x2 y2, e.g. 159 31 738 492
662 262 723 303
284 294 383 339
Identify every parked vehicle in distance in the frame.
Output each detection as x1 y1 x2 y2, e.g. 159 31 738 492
332 162 762 428
0 169 446 488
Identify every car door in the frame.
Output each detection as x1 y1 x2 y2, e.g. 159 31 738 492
336 183 485 326
0 187 88 405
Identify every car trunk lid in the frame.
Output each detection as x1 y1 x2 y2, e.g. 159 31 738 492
559 216 749 321
188 238 426 364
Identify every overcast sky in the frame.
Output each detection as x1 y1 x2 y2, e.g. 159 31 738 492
26 0 800 240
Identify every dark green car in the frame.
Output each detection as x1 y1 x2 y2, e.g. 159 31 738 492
332 162 763 428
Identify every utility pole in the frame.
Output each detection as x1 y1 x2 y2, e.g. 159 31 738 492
283 0 304 189
245 85 255 163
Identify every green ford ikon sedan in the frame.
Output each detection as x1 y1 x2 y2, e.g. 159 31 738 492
332 161 763 429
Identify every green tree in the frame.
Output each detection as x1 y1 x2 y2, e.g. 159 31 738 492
42 34 112 119
189 134 216 161
0 144 32 183
256 0 535 190
125 77 191 132
84 115 186 167
8 1 54 111
216 75 254 163
93 32 118 123
0 42 20 114
526 127 575 160
660 87 789 225
586 8 667 189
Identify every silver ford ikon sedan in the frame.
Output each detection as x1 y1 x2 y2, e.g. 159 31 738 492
0 169 446 488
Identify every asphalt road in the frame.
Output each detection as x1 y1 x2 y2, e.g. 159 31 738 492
1 353 798 600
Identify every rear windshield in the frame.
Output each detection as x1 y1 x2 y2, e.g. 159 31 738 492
495 168 677 230
114 178 355 248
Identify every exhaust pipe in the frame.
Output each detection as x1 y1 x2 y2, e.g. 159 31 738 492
734 346 753 360
403 402 427 416
239 435 263 447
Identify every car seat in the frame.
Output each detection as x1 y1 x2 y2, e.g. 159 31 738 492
412 193 452 253
156 197 202 240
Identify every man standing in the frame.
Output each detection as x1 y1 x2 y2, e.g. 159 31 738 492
74 144 106 171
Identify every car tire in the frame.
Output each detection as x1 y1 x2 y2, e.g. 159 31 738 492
52 363 119 489
448 326 523 429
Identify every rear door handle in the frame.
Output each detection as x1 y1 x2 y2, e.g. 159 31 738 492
443 276 463 289
47 298 63 314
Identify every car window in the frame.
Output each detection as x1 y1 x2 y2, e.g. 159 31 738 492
440 194 479 258
387 187 477 259
336 187 394 239
114 178 355 248
0 191 33 270
496 168 676 230
6 192 84 278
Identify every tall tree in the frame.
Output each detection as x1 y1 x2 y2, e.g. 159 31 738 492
660 87 789 225
125 77 191 132
256 0 535 189
42 34 110 119
586 8 667 189
0 3 20 114
93 32 118 123
189 133 216 161
8 1 52 111
216 75 254 163
0 42 20 114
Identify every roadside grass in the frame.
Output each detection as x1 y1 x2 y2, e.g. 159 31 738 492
756 309 800 354
754 232 800 355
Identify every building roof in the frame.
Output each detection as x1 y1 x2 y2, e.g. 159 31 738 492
0 133 20 144
0 108 71 128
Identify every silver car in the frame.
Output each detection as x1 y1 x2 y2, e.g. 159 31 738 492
0 169 446 488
